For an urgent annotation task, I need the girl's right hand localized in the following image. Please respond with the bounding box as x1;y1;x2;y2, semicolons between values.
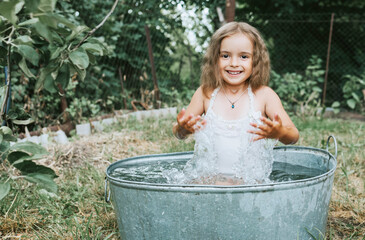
173;108;206;139
177;108;206;133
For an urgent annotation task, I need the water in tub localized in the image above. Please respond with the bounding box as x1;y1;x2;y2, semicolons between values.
109;158;325;185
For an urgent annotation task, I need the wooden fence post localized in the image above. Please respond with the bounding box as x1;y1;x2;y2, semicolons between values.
144;25;160;109
322;13;335;107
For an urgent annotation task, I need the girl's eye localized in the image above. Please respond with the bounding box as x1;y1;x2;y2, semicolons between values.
241;55;248;59
221;54;229;59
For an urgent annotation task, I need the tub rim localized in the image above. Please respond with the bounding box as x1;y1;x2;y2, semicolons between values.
105;145;337;193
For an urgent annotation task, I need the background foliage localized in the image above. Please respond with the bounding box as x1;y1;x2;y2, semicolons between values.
0;0;364;129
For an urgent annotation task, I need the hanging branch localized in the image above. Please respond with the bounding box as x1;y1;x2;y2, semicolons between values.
72;0;119;51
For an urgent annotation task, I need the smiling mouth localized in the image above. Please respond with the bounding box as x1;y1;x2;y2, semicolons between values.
226;70;243;75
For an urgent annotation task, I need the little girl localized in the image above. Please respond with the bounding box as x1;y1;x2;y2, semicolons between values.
172;22;299;185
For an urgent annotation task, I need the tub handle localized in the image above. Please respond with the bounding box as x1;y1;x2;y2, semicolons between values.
104;177;111;203
326;135;337;159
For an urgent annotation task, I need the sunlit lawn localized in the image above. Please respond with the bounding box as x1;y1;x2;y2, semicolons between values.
0;115;364;239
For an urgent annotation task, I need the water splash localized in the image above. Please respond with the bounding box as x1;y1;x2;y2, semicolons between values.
162;122;277;185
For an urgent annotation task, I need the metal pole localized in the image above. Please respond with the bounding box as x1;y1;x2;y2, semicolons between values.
322;13;335;107
144;25;160;109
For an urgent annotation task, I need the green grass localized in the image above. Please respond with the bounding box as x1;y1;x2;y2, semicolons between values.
0;115;364;239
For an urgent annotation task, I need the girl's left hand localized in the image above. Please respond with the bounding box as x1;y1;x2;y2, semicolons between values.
248;114;283;141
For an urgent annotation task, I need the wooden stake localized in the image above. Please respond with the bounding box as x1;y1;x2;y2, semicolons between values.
144;25;160;108
322;13;335;107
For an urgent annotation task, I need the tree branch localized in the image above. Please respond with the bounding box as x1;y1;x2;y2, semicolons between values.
72;0;119;51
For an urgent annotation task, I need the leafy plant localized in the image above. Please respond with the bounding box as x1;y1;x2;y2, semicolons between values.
0;0;111;127
0;126;57;201
342;73;365;112
0;0;117;200
68;96;101;124
270;55;324;117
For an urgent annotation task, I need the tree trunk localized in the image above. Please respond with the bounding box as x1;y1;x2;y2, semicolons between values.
225;0;236;23
57;83;70;122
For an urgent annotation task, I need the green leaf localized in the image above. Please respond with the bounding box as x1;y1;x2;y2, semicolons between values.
14;160;56;176
82;43;104;56
3;135;17;142
87;52;96;65
14;0;24;14
74;65;86;81
69;48;89;69
19;58;36;79
7;141;48;164
347;99;356;109
0;141;10;160
55;64;70;89
14;45;39;66
0;126;16;142
24;173;57;192
37;0;57;13
36;62;59;91
34;22;53;42
66;25;88;42
18;18;39;26
13;35;35;45
39;15;58;29
50;45;67;60
0;126;13;136
351;92;360;102
312;86;322;92
47;13;77;30
44;74;57;93
24;0;40;12
0;0;24;25
331;101;340;108
0;182;11;201
9;142;48;156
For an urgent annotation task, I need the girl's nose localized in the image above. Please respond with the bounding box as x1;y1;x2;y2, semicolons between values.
230;56;238;66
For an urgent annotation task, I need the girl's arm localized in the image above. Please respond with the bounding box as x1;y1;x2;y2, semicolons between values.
249;87;299;144
173;87;207;139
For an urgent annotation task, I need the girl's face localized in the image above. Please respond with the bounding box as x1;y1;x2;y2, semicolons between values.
218;33;253;88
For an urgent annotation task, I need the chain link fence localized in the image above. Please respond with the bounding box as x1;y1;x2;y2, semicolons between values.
239;13;365;107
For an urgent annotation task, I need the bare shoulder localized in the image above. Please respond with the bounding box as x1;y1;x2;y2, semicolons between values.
193;86;206;100
253;86;280;101
186;86;209;116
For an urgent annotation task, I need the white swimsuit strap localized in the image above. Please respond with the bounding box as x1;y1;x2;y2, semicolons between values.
247;86;255;113
206;87;220;114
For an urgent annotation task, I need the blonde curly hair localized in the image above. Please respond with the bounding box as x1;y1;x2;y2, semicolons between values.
201;22;271;97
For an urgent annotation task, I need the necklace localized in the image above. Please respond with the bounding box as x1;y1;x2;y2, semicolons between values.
222;87;248;109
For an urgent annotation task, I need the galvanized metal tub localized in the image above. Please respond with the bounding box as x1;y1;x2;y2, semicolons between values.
105;136;337;240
